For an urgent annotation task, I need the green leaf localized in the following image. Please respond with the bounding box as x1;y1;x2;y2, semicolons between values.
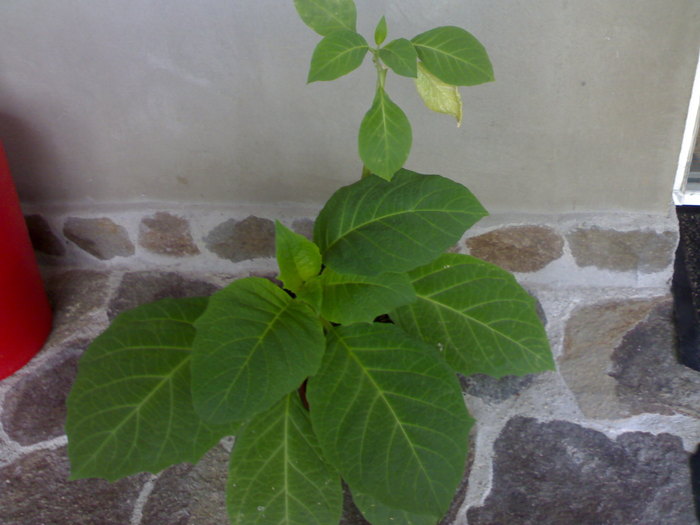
415;62;462;126
293;0;357;36
411;26;494;86
378;38;418;78
296;276;323;313
191;277;325;423
307;323;472;517
358;86;412;180
374;16;387;46
308;30;368;82
313;169;488;276
353;491;438;525
66;297;238;481
316;268;416;324
227;393;342;525
275;220;322;293
392;253;554;377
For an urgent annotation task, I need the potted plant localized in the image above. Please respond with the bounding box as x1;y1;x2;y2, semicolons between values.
66;1;554;523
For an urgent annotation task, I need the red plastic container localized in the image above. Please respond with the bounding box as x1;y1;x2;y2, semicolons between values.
0;142;52;379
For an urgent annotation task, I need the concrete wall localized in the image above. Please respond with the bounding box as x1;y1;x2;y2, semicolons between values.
1;0;699;213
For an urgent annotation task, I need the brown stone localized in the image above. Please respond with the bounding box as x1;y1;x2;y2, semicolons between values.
292;218;314;240
467;417;696;524
46;269;111;342
139;211;199;257
204;216;275;262
0;446;146;524
141;444;230;525
567;227;676;273
559;297;665;419
466;225;564;272
63;217;134;260
24;214;65;256
107;271;218;320
2;347;84;445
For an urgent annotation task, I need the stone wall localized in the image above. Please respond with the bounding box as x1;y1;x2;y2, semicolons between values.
1;206;698;524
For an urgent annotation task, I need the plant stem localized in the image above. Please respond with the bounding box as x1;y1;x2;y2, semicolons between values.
361;49;389;179
370;48;387;90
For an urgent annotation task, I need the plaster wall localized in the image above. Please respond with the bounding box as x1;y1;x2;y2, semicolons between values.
1;0;699;213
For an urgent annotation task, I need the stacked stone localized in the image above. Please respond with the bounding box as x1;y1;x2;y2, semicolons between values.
0;211;697;524
24;211;317;265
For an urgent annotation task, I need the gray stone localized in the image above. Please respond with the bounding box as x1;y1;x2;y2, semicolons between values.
46;269;111;342
107;271;218;320
561;297;700;420
292;218;314;240
24;214;65;256
460;373;535;403
0;446;146;524
467;417;696;525
63;217;135;260
2;346;84;445
141;445;230;525
139;211;200;257
610;300;700;419
204;216;275;262
466;226;564;273
559;297;665;419
567;227;676;273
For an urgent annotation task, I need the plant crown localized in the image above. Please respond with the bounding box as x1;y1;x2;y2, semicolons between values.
66;1;554;524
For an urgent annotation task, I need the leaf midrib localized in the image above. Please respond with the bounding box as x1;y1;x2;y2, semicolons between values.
415;293;546;364
313;36;367;79
203;297;295;416
324;206;469;255
413;36;492;79
336;333;441;509
74;353;190;476
305;0;354;33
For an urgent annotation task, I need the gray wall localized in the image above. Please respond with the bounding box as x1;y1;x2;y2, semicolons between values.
1;1;699;213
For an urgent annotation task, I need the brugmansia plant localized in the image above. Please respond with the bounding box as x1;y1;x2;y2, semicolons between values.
66;1;554;524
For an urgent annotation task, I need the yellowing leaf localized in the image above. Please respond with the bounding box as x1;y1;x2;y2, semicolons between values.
415;62;463;126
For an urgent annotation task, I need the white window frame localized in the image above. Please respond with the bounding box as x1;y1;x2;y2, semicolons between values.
673;48;700;205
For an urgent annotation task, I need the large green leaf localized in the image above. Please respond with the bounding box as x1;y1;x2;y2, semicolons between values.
275;220;322;294
191;277;325;424
293;0;357;36
227;393;342;525
314;268;416;324
411;26;494;86
353;491;438;525
307;324;472;517
379;38;418;78
313;169;487;276
358;86;412;180
308;30;368;82
415;62;462;126
66;297;238;481
392;253;554;377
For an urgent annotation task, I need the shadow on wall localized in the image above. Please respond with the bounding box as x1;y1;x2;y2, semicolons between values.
0;110;59;203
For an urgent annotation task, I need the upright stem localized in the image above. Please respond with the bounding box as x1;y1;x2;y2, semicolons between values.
370;48;387;90
361;49;388;179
